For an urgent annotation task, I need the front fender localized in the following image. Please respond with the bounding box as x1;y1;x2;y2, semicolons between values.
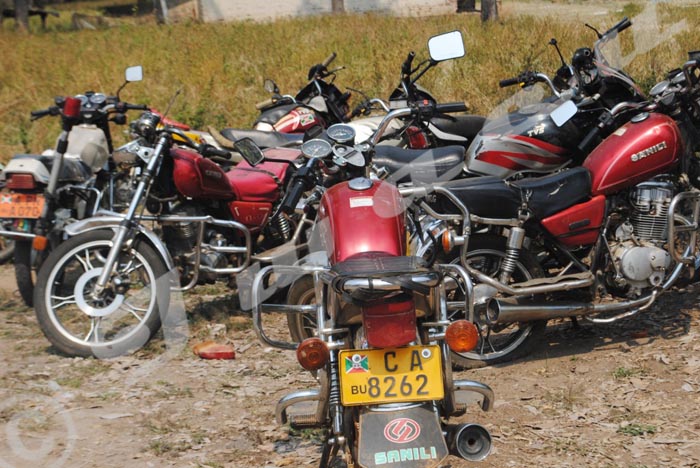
64;214;176;271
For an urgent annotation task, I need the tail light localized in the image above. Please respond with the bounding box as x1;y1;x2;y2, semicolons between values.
407;126;430;149
362;295;416;348
445;320;479;353
6;174;37;190
296;337;330;371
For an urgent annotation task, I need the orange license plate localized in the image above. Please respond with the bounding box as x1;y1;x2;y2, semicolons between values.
0;193;45;219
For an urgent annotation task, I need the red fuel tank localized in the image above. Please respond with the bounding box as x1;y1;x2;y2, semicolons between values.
318;178;406;264
171;148;234;199
583;113;682;196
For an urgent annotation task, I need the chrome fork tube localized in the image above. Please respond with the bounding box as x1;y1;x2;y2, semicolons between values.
94;136;167;294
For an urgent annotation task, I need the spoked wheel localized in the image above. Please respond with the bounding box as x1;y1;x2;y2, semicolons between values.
286;276;318;342
33;230;169;358
446;234;546;369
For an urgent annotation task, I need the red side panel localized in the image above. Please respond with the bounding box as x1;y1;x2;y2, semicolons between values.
319;180;405;264
541;195;606;246
228;201;272;228
583;113;682;196
227;160;287;203
171;149;233;199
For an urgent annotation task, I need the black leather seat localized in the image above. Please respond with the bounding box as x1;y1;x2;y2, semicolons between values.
219;128;303;149
429;115;485;141
373;145;465;184
254;103;299;125
437;167;592;220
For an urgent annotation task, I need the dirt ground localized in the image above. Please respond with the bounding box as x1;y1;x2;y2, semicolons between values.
0;260;699;468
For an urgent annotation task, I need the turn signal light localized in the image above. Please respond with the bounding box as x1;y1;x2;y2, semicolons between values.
6;174;37;190
296;337;330;371
445;320;479;353
407;126;430;149
32;235;48;251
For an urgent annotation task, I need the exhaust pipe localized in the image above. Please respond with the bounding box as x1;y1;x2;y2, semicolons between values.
486;294;658;325
448;423;492;461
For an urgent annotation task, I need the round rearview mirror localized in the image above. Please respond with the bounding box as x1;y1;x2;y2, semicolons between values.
264;79;279;94
125;65;143;83
428;31;465;62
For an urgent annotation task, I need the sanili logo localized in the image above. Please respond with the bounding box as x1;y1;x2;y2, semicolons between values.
384;418;421;444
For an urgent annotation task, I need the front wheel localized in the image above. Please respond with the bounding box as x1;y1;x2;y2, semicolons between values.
446;234;547;369
33;230;169;358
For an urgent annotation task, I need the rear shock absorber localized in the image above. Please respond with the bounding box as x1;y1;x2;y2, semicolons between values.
274;214;292;241
499;227;525;284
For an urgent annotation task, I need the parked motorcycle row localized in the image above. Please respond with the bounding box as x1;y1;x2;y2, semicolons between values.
2;17;700;467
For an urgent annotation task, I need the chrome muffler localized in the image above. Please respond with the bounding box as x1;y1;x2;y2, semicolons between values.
447;423;492;461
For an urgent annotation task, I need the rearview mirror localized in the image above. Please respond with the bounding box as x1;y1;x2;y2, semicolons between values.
428;31;465;62
125;65;143;83
264;79;279;94
551;100;578;127
234;138;265;166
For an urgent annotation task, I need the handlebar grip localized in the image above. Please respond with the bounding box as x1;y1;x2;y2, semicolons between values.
435;101;468;113
279;177;307;214
255;98;274;110
578;125;602;152
201;144;232;159
321;52;337;68
499;77;521;88
126;103;149;110
402;51;416;75
30;109;52;120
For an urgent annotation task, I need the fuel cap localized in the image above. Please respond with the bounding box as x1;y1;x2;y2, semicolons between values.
631;112;650;123
348;177;373;191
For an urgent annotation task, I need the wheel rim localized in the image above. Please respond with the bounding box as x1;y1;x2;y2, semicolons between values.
449;247;538;362
289;286;317;341
43;239;158;349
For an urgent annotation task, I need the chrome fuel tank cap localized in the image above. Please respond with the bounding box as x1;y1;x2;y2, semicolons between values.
348;177;373;191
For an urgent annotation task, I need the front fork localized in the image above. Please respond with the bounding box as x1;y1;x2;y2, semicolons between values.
93;135;168;295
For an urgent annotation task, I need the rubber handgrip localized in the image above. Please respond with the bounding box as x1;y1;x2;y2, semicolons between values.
201;144;231;159
436;102;468;113
280;178;307;214
499;77;520;88
255;98;274;110
615;17;631;33
126;103;149;110
30;109;52;119
321;52;337;68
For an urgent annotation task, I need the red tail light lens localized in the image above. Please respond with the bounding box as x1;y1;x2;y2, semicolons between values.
445;320;479;352
6;174;37;190
407;126;430;149
362;295;416;348
296;337;330;371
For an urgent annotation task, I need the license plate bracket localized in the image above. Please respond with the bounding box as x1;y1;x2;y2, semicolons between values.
339;345;443;406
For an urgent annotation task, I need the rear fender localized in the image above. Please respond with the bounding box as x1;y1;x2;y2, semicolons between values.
4;156;50;184
64;214;175;271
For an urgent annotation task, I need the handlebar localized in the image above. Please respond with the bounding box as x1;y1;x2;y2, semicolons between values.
255;98;275;110
435;101;468;113
30;106;60;121
321;52;337;68
279;162;317;214
499;77;521;88
604;16;631;37
402;52;416;76
200;143;232;159
499;71;562;97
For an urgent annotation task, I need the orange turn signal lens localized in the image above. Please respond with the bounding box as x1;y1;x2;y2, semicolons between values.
296;337;330;371
445;320;479;353
441;231;453;254
32;235;48;251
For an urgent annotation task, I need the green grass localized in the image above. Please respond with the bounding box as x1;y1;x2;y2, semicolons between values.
1;2;698;161
617;423;657;436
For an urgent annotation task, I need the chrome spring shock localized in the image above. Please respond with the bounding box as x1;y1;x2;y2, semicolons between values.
499;227;525;284
274;214;292;241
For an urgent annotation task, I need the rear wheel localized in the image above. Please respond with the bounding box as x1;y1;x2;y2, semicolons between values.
286;276;317;342
447;234;547;369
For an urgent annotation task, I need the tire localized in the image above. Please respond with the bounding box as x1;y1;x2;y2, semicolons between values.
14;240;38;307
446;234;547;369
0;237;14;264
286;276;317;343
33;230;169;358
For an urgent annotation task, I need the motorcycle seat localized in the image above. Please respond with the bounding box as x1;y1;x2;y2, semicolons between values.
255;103;300;125
12;154;92;184
429;115;486;142
373;145;465;184
218;128;304;149
510;166;591;219
435;166;591;220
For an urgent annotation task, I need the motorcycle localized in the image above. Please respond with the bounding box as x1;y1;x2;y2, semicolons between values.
412;51;700;368
464;17;646;179
0;66;148;306
250;119;494;468
30;108;314;357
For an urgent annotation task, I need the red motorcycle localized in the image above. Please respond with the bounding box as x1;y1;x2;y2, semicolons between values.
419;52;700;368
251;132;494;468
31;111;307;358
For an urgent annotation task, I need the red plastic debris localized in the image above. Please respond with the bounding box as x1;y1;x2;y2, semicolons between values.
193;341;236;360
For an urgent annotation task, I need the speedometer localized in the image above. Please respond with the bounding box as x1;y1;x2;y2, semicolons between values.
301;139;333;159
326;124;356;144
90;93;107;105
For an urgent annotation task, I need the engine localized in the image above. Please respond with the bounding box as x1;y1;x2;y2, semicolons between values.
607;180;674;295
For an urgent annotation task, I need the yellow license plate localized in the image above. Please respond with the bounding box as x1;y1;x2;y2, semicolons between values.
339;345;444;406
0;193;45;219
